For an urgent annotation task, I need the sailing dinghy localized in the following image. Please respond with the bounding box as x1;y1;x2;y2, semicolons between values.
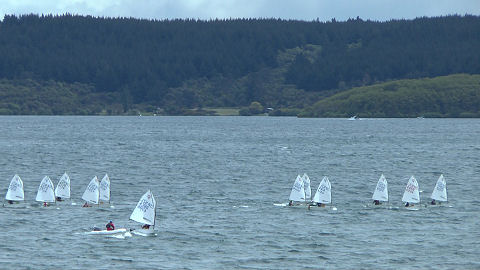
55;172;71;202
302;173;312;202
309;176;336;210
288;175;305;206
82;176;99;207
130;190;156;236
371;174;388;206
35;176;56;206
429;174;448;206
402;176;421;210
99;174;111;205
4;174;25;206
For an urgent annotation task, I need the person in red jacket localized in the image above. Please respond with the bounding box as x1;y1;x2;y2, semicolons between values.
106;220;115;231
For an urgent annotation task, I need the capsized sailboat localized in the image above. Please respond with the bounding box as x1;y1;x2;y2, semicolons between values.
402;176;420;210
36;176;56;206
130;190;156;236
371;174;388;205
82;176;99;207
430;174;447;206
288;175;305;206
55;172;71;201
99;174;111;205
4;174;25;206
309;176;336;210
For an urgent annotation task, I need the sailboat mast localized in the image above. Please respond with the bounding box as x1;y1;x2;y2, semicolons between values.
97;177;100;207
153;206;156;227
330;179;333;209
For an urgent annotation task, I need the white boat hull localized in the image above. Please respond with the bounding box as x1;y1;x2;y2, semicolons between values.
404;205;422;211
131;228;155;236
85;228;127;235
307;204;337;211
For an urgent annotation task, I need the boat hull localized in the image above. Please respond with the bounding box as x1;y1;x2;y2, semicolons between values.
85;228;127;235
307;205;337;211
131;228;155;236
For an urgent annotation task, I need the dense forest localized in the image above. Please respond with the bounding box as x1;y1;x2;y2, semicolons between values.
0;14;479;116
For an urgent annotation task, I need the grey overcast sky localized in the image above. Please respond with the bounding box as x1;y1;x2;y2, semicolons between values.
0;0;479;21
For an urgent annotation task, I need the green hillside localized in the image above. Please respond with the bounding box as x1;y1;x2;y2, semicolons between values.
0;79;138;115
301;74;480;118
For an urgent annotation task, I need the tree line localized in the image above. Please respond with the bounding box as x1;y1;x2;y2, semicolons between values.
0;14;479;115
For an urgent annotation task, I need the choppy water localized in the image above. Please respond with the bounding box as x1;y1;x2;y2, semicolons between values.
0;116;479;269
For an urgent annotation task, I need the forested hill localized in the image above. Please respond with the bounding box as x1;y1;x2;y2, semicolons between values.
302;74;480;118
0;14;479;115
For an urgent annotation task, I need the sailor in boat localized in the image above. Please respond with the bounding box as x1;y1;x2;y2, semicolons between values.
430;199;436;205
7;200;13;204
106;220;115;231
142;224;150;229
405;202;414;207
56;196;63;202
83;202;91;207
373;200;380;205
43;202;48;207
288;200;293;206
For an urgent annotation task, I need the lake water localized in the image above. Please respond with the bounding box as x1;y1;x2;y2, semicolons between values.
0;116;479;269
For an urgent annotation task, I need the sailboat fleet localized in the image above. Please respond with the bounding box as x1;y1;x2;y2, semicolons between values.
3;173;157;237
2;171;450;237
288;173;335;210
286;173;449;210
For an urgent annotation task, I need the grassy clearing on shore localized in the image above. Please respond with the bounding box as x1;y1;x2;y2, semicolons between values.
204;108;240;116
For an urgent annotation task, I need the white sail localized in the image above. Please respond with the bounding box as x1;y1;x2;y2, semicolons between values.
36;176;56;203
130;190;156;226
288;175;305;202
431;174;447;202
402;176;420;203
82;176;99;204
312;176;332;204
99;174;110;202
372;174;388;202
55;172;71;199
5;174;24;201
302;173;312;200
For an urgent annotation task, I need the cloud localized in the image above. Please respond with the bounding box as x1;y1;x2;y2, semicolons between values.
0;0;479;21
